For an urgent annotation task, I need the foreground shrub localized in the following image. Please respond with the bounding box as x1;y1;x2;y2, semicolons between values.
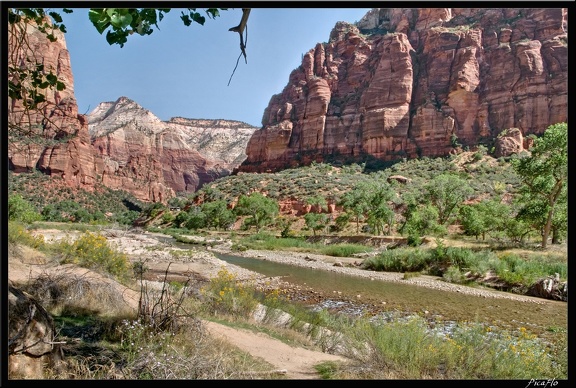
201;267;259;318
8;194;42;223
57;231;130;280
337;315;566;379
8;221;45;249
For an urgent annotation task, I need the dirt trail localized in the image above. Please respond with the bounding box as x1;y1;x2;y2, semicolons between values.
204;321;348;379
10;228;350;380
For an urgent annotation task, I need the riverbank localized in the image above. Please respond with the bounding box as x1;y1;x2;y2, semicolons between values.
25;227;551;306
208;239;549;305
17;226;567;343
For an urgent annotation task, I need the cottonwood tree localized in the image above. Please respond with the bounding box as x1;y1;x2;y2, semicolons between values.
424;173;474;225
511;123;568;248
304;213;328;236
338;183;370;233
363;179;395;236
201;200;235;230
234;192;278;232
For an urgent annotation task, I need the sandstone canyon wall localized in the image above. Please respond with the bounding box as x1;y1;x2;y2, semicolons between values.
8;17;98;190
88;98;257;200
237;8;568;173
7;17;257;203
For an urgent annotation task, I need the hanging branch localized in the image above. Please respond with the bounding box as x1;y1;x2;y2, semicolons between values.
228;8;250;86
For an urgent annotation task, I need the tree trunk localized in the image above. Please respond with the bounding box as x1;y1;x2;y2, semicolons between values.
542;210;553;249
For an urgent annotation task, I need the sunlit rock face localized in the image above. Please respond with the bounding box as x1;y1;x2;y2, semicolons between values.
238;7;567;173
8;18;257;203
88;97;258;202
8;16;98;190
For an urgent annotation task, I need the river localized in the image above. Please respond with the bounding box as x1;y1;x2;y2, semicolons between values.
213;252;567;340
159;234;567;343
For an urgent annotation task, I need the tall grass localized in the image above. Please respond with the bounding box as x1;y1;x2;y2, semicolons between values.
234;231;372;257
362;246;567;292
333;315;566;379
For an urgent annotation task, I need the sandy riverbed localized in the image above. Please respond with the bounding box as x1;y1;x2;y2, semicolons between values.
24;227;546;306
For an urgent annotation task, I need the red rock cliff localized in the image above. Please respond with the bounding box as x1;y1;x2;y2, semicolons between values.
7;17;257;203
7;16;98;189
88;98;257;201
237;8;568;173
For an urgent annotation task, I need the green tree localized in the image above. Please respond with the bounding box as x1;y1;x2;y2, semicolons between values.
402;204;447;245
550;188;567;244
184;206;206;230
174;210;190;228
338;184;370;234
234;193;279;232
201;200;235;230
333;213;351;232
304;213;328;236
511;123;567;248
459;197;510;241
364;180;395;236
8;194;42;223
305;195;327;213
424;173;473;225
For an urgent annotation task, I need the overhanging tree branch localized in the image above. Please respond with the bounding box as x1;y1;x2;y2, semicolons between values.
228;8;251;86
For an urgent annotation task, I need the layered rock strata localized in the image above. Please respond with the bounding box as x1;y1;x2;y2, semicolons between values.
7;17;257;202
88;97;257;200
238;8;568;173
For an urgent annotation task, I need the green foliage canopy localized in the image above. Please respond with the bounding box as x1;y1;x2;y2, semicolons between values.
234;193;279;232
511;123;567;248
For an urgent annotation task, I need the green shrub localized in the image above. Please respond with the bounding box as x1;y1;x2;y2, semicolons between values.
57;231;130;280
320;244;370;257
8;221;45;249
200;267;258;318
442;266;466;283
8;194;42;223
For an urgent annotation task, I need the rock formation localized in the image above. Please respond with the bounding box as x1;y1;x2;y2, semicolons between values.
237;8;568;173
8;16;99;190
88;97;257;201
7;17;257;203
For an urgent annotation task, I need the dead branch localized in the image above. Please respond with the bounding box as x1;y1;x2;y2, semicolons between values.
228;8;251;86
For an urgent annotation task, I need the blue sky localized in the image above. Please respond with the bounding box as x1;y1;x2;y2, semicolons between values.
62;7;373;127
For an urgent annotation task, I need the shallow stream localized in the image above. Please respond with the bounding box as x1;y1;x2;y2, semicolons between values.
213;252;567;339
159;235;566;340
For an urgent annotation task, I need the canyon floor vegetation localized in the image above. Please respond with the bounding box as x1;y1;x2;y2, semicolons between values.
8;133;568;379
7;220;568;380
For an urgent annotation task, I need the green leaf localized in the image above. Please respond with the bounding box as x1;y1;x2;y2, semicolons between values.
206;9;221;18
106;30;128;47
89;9;110;34
109;11;133;29
20;9;38;19
180;14;191;26
191;12;206;25
56;82;66;91
46;73;57;85
49;11;62;23
46;34;56;42
8;11;21;24
63;8;73;13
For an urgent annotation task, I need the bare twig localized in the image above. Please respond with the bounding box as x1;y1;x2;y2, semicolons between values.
228;8;251;86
